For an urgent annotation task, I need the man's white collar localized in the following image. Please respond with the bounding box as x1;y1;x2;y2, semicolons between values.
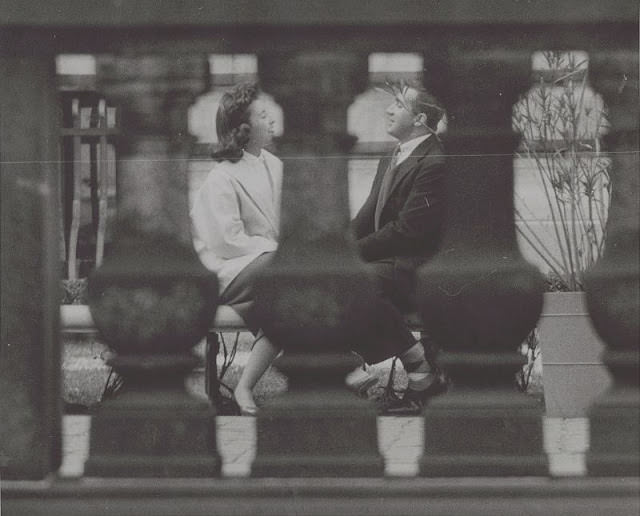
398;133;430;155
395;133;431;165
241;150;264;163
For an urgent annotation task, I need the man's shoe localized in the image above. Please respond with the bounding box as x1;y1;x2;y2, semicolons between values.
381;374;448;416
345;366;378;398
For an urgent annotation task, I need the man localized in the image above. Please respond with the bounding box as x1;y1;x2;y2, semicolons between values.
351;81;447;415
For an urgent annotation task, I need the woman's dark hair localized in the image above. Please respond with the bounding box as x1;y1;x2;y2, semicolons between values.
211;83;260;163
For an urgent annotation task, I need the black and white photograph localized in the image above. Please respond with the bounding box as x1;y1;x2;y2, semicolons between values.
1;1;638;514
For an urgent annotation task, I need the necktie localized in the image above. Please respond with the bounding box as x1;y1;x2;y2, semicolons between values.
374;145;400;230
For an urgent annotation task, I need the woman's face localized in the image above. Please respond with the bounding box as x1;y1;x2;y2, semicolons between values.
248;98;274;149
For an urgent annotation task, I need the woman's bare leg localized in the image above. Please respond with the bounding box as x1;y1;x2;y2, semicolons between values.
233;332;280;414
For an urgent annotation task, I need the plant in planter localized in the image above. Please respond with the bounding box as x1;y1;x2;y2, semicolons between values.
512;50;613;417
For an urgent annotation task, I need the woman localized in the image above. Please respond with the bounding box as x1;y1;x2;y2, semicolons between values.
191;83;282;415
192;83;375;414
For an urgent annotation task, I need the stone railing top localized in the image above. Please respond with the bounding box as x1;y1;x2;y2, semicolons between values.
1;0;636;27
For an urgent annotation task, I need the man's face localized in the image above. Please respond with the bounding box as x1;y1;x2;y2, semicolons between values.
385;87;418;141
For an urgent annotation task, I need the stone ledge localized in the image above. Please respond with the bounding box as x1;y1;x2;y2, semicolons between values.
61;304;249;333
4;477;639;516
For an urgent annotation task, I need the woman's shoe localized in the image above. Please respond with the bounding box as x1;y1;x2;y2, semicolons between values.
238;404;258;417
233;386;259;417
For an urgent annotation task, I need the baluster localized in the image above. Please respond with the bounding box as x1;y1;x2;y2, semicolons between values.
0;43;61;479
416;48;548;476
585;49;639;476
250;51;384;477
84;54;220;477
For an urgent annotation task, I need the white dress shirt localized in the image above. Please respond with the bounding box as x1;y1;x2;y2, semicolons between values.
395;133;431;167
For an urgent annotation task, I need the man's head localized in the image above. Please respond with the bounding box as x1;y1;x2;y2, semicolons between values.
385;83;444;143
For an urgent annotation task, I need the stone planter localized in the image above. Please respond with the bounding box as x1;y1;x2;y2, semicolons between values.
538;292;612;418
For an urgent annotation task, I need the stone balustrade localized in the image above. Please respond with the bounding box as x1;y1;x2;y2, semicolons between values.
0;1;638;512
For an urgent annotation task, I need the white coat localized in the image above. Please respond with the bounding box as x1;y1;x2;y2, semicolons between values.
191;150;282;293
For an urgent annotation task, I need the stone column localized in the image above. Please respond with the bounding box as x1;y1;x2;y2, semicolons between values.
0;34;61;480
416;48;548;476
84;54;220;477
250;51;384;477
585;49;639;476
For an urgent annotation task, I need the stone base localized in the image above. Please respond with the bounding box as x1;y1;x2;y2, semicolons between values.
252;389;384;477
85;393;220;477
420;454;548;477
587;387;640;476
420;389;547;477
252;454;385;478
84;455;221;478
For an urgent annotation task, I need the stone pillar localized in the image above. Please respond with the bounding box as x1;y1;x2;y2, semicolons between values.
250;51;384;477
585;49;639;476
84;54;220;477
416;48;548;476
0;35;62;480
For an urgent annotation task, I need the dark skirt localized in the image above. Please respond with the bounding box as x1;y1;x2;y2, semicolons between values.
219;252;274;334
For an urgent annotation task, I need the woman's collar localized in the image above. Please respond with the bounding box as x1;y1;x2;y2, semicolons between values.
241;149;263;163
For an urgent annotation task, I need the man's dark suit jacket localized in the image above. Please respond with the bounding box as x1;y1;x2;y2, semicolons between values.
352;135;446;272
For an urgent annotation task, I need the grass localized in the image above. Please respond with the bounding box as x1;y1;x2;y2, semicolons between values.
62;333;543;412
62;332;410;411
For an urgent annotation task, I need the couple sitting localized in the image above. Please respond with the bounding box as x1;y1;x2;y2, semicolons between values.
190;81;447;416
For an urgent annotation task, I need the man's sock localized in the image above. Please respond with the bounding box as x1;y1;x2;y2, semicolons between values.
399;341;435;392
